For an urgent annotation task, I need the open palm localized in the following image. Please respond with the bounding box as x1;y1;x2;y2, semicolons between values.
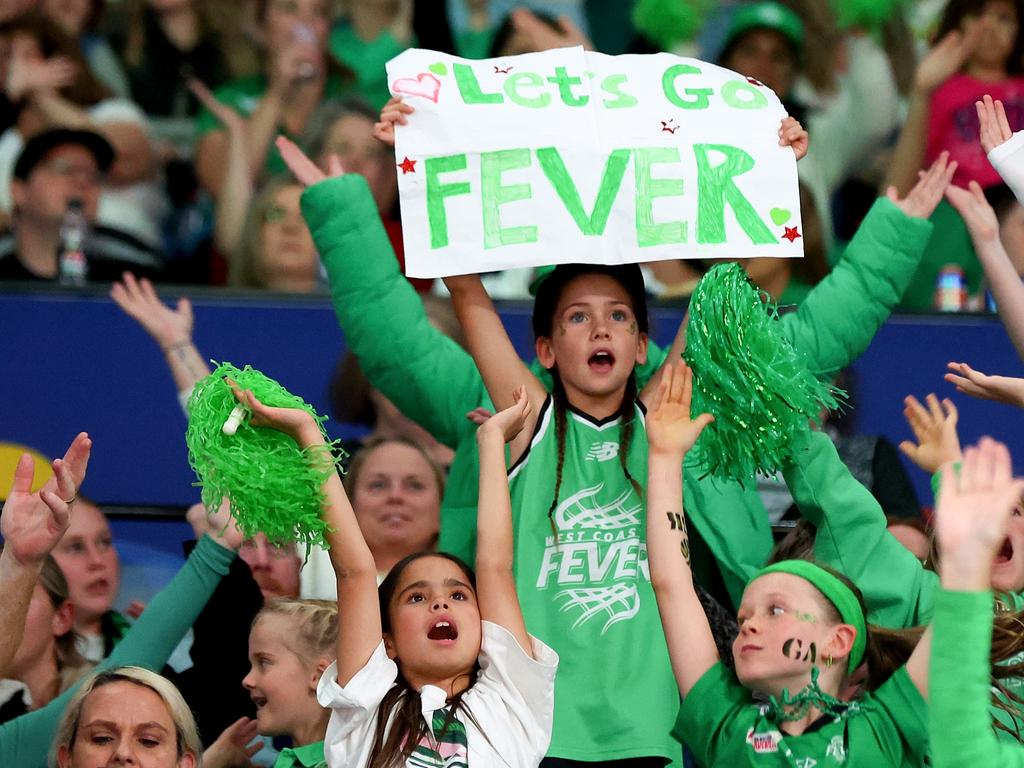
646;363;714;456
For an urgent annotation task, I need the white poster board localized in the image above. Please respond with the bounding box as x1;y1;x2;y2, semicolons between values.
386;47;803;279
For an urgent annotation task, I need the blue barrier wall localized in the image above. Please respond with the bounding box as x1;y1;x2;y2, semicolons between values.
3;287;1022;511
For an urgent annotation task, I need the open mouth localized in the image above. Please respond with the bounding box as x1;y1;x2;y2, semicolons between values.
427;620;458;642
251;695;268;709
588;350;615;373
996;538;1014;565
85;579;110;596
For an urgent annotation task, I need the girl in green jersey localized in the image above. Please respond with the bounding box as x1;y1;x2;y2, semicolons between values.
646;362;933;767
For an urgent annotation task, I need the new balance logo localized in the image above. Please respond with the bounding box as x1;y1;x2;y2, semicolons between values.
586;441;619;462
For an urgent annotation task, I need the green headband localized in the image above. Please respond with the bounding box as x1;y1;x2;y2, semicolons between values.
753;561;866;675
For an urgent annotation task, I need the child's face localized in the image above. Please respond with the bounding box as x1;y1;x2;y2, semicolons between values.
988;501;1024;592
243;615;323;737
963;1;1018;70
536;274;648;406
733;573;849;697
385;556;482;686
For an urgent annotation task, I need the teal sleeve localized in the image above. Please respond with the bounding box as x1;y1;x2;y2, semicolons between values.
871;666;930;762
780;196;933;375
301;175;489;449
0;536;234;766
930;590;1023;768
783;430;937;627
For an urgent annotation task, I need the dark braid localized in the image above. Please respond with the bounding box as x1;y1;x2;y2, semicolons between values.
547;370;570;536
617;372;642;498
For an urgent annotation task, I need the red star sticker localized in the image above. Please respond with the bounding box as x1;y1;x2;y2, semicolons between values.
747;77;763;87
494;65;513;74
397;156;417;174
782;226;801;243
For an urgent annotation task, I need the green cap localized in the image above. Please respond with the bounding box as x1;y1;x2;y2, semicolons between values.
724;2;804;53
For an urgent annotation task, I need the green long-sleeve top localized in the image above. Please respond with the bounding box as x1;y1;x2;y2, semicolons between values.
303;175;932;605
305;175;932;604
0;535;235;767
930;589;1023;767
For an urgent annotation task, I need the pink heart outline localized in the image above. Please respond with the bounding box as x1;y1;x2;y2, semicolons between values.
391;73;442;103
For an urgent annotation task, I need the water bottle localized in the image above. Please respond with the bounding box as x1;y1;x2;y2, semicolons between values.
934;264;966;312
58;199;89;286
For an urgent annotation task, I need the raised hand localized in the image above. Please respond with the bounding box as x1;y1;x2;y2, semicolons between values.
203;497;246;552
945;179;999;244
935;438;1024;570
201;716;262;768
188;79;245;135
4;54;77;101
646;362;714;457
374;96;414;148
276;135;343;187
228;382;320;446
946;362;1024;407
914;30;978;95
977;95;1013;154
899;394;962;474
2;439;89;566
779;116;808;161
886;151;957;219
465;406;494;427
477;386;532;445
110;273;194;350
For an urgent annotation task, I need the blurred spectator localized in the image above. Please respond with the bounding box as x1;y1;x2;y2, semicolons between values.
329;0;414;109
194;0;353;197
40;0;130;97
887;516;931;562
454;0;496;58
716;2;899;252
231;177;321;292
0;128;162;280
112;0;229;122
0;14;167;254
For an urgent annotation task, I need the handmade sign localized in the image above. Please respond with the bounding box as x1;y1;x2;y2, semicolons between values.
386;47;803;278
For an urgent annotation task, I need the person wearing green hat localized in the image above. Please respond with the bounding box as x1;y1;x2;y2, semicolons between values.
643;361;930;767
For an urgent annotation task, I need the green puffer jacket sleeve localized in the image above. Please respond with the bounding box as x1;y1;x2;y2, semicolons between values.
783;430;937;627
930;590;1023;767
0;535;235;767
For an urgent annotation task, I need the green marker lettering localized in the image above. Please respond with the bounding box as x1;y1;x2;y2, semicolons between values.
537;147;630;236
452;62;504;104
662;64;713;110
504;71;551;108
722;80;769;110
634;147;687;247
425;154;471;249
693;144;775;245
481;149;537;249
600;74;638;109
546;66;589;106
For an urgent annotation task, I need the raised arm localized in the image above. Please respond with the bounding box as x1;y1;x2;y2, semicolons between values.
110;273;210;406
0;434;88;677
983;95;1024;203
930;438;1024;768
781;153;953;375
645;363;718;695
231;387;381;685
474;387;533;653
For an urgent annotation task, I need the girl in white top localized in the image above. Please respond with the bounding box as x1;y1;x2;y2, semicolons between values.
233;384;558;768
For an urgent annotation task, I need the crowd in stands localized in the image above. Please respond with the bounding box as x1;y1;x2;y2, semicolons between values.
6;1;1024;767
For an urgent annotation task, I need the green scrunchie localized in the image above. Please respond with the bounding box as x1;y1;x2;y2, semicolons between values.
754;560;866;675
682;263;842;482
185;362;344;553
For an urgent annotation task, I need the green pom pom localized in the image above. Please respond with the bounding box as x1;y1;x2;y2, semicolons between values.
830;0;910;31
633;0;712;50
682;264;842;482
185;362;345;552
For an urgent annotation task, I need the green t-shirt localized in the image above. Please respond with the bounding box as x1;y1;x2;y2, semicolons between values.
455;27;497;60
328;24;406;109
898;199;983;311
508;396;678;763
194;75;352;176
676;662;928;767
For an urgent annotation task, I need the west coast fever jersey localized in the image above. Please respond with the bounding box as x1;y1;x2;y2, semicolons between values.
508;396;679;763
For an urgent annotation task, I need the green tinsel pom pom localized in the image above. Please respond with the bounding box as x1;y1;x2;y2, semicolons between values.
633;0;712;50
830;0;910;31
185;362;344;552
683;264;842;482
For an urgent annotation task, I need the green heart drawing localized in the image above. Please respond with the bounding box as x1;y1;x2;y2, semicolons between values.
428;62;448;76
770;208;791;226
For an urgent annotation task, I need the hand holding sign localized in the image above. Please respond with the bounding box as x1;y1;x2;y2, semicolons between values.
374;96;414;148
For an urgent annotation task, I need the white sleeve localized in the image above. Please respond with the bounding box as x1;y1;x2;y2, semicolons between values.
989;131;1024;205
467;621;559;762
317;642;398;762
